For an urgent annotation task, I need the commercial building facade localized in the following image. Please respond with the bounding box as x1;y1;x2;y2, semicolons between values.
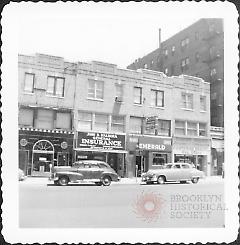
127;18;224;128
19;53;211;177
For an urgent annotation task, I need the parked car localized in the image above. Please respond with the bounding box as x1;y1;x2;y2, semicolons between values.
141;163;205;184
18;168;26;181
50;160;121;186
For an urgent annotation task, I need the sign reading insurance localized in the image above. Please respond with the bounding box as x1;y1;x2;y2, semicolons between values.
77;132;126;151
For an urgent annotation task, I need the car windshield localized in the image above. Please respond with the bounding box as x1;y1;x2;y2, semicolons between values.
165;164;172;169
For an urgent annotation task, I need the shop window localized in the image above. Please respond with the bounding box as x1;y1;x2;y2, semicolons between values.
46;76;65;97
152;153;167;165
181;92;193;110
78;111;92;131
35;109;54;130
94;113;109;132
175;120;185;136
56;112;71;130
134;87;142;105
150;90;164;107
157;119;171;136
129;117;143;134
88;79;104;100
24;73;35;93
111;115;125;133
19;108;34;127
200;95;207;111
187;122;198;136
199;123;207;136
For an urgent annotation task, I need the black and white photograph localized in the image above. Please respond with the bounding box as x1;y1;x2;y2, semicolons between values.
1;1;239;244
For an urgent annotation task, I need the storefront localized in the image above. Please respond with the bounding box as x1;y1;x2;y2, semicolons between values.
127;135;172;177
75;131;127;177
19;128;74;176
172;137;211;176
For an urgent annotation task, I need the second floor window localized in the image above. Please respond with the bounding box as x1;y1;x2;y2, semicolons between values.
95;113;109;132
134;87;142;105
175;120;185;136
182;92;193;110
19;108;34;127
24;73;35;93
171;46;175;55
129;117;143;134
47;76;65;97
78;112;92;131
200;95;207;111
157;119;171;136
187;122;198;136
88;80;104;100
56;112;71;130
151;90;164;107
199;123;207;136
35;109;54;130
111;115;125;133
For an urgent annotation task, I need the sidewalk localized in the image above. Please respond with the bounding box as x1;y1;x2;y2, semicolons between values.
20;175;224;185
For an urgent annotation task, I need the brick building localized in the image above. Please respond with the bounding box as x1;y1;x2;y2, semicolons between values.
19;53;212;177
127;18;224;128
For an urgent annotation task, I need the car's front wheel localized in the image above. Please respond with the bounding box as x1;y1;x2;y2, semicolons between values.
58;176;69;186
191;177;199;184
101;176;111;186
157;176;165;185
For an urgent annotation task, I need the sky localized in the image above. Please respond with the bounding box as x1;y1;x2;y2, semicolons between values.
14;2;228;68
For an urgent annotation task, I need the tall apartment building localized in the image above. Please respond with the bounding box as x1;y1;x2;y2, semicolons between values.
127;18;224;128
19;53;212;178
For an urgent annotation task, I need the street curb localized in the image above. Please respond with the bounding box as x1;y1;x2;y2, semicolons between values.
20;176;224;185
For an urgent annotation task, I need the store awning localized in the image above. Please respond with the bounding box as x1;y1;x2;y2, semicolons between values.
74;148;128;154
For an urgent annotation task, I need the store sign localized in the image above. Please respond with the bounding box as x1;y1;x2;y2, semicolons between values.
77;132;126;151
138;137;172;152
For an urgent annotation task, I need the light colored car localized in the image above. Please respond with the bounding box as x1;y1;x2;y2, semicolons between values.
50;160;121;186
141;163;205;184
18;168;26;181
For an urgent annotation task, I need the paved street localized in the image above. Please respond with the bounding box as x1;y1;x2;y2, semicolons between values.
19;178;225;228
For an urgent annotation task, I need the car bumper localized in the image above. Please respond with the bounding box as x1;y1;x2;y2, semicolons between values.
142;175;157;182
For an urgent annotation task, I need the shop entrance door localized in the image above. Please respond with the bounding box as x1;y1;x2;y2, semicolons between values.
136;156;145;177
32;140;54;177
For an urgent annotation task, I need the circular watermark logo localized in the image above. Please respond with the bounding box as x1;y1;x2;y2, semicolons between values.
132;191;166;223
